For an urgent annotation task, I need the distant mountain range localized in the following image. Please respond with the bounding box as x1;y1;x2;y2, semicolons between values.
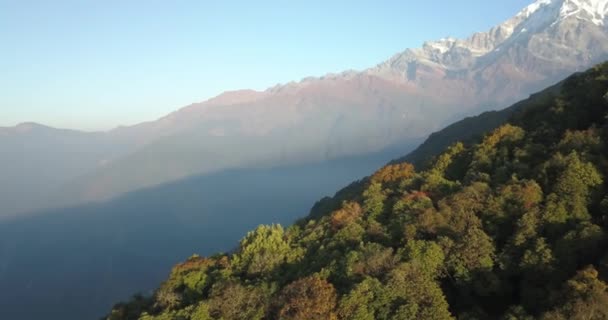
3;0;608;217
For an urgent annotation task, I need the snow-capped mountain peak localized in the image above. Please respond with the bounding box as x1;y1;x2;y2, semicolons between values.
561;0;608;25
371;0;608;78
519;0;608;26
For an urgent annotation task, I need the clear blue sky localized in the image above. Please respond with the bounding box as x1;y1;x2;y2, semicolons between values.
0;0;533;131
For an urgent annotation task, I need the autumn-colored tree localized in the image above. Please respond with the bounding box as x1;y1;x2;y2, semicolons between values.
346;242;398;278
330;201;363;231
208;282;272;320
371;162;415;184
275;275;337;320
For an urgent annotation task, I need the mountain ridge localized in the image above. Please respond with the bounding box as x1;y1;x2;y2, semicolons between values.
5;0;608;216
3;0;608;222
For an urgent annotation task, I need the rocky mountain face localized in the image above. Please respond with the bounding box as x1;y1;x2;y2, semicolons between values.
4;0;608;213
370;0;608;106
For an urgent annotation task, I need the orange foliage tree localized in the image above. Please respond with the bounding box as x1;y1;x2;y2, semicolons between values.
276;275;337;320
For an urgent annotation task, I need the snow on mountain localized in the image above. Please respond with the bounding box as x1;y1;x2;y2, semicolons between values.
240;0;607;95
522;0;608;25
369;0;608;82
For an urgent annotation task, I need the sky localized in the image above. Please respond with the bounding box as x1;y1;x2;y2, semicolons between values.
0;0;533;131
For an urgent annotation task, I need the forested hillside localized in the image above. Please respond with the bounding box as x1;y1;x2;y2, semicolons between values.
106;63;608;319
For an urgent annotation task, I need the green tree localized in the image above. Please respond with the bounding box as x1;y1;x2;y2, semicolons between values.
519;238;556;311
337;277;390;320
389;191;434;241
541;267;608;320
555;222;605;272
557;128;602;156
441;226;495;283
501;306;534;320
362;182;386;220
543;152;602;224
190;303;212;320
386;263;454;320
467;124;525;178
401;240;445;278
233;224;294;277
484;180;543;243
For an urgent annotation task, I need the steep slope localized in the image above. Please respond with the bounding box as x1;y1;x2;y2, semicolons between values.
398;80;564;168
106;62;608;320
53;0;608;206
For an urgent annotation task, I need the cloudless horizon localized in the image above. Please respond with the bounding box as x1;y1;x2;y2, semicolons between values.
1;0;533;131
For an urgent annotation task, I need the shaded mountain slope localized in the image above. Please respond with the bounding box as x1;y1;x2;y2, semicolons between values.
0;123;133;216
0;148;403;320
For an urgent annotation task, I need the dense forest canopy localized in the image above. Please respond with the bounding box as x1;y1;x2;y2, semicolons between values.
106;62;608;320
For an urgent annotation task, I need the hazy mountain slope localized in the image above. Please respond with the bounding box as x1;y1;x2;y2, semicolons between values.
60;0;608;205
4;0;608;215
105;61;608;320
66;77;436;203
0;149;400;320
0;123;134;216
